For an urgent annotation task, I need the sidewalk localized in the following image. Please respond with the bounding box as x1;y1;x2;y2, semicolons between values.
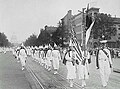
27;56;120;89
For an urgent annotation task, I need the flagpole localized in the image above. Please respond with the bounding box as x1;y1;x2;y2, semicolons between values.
82;8;87;61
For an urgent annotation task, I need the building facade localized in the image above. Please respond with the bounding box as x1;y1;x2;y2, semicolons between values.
61;7;120;48
61;7;100;46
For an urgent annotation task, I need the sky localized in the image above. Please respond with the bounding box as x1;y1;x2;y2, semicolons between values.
0;0;120;43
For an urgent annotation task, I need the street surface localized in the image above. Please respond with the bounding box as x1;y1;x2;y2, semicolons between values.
0;52;120;89
0;52;32;89
26;54;120;89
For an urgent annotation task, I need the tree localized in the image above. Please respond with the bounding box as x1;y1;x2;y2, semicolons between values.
24;34;37;46
0;32;11;47
37;29;51;46
52;21;70;47
92;13;116;40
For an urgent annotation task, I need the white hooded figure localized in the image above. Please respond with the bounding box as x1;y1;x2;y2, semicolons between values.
77;50;90;88
64;39;76;87
52;43;61;74
46;48;52;71
97;40;112;87
44;45;49;69
38;46;42;64
40;46;45;66
19;43;27;70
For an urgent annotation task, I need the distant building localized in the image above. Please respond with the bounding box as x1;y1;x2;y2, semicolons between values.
10;34;18;43
113;17;120;40
61;7;120;48
61;7;100;45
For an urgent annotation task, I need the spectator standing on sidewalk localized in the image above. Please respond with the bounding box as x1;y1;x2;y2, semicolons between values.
96;40;113;87
19;43;27;70
52;43;61;74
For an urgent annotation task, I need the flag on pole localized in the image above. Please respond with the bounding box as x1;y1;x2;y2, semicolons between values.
70;28;83;61
85;21;95;45
86;4;92;30
85;3;95;45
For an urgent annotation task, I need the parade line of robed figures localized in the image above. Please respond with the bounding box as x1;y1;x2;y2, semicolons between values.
11;40;113;88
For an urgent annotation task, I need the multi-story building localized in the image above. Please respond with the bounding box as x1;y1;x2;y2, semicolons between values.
61;7;120;48
113;17;120;40
61;7;100;46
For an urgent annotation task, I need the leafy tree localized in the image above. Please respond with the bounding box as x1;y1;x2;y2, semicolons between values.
0;32;10;47
92;13;116;40
52;21;70;47
37;29;51;45
24;34;37;46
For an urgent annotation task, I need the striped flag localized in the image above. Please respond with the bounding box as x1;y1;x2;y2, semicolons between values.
85;21;95;45
70;28;83;61
85;3;95;45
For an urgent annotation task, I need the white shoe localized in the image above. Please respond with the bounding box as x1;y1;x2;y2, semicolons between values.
102;83;107;88
22;67;24;70
48;68;51;71
54;71;58;75
81;83;86;88
70;83;73;87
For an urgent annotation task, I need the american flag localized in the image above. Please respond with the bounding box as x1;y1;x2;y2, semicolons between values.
70;28;83;61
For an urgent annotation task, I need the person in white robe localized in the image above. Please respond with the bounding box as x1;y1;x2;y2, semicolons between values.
97;40;112;87
77;50;90;88
19;44;27;70
52;45;61;74
64;46;76;88
46;48;52;71
41;48;45;66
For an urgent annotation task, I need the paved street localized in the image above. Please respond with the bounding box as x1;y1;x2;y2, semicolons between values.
26;54;120;89
0;52;120;89
0;52;33;89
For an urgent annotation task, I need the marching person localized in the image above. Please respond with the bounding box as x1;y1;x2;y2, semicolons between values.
16;46;21;62
19;43;27;70
41;46;45;66
46;47;52;71
77;49;90;88
96;40;112;87
63;44;76;88
52;43;61;74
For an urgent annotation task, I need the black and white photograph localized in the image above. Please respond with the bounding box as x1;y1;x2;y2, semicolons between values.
0;0;120;89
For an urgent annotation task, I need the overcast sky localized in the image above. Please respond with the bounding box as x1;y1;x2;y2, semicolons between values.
0;0;120;43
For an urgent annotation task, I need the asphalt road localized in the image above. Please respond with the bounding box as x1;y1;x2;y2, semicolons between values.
0;52;120;89
27;54;120;89
0;52;32;89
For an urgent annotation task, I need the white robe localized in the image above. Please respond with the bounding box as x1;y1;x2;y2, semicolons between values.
78;51;89;80
98;48;112;86
52;49;61;70
19;49;27;67
46;50;52;67
65;51;76;79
